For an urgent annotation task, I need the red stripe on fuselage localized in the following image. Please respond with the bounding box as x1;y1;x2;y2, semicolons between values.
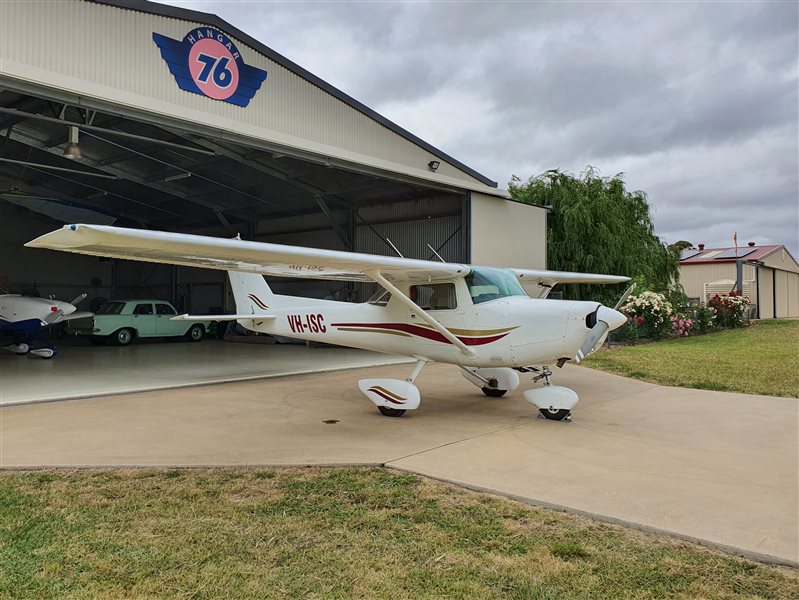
332;323;509;346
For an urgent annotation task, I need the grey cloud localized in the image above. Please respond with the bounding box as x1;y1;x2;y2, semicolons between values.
159;0;798;254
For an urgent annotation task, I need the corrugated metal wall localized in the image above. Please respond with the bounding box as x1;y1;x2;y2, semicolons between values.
0;0;491;190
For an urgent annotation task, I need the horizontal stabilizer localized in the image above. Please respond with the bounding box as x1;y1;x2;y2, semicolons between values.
171;314;276;321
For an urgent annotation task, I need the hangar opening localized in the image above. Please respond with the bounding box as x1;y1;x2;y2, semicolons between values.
0;0;547;403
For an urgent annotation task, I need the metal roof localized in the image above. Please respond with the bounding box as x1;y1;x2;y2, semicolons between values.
88;0;497;188
679;245;784;264
0;89;463;233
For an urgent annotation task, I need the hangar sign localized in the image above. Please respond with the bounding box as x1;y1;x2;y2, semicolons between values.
152;28;268;107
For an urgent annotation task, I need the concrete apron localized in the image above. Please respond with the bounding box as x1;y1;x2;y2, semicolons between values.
1;363;796;566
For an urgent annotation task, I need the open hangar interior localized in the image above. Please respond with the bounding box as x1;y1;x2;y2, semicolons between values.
0;0;546;403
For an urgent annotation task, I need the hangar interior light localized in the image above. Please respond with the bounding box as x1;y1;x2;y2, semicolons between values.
63;126;81;159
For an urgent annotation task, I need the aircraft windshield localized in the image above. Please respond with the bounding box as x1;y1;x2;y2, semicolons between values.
465;267;528;304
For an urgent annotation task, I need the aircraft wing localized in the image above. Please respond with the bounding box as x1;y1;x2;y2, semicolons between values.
26;224;629;288
26;224;465;283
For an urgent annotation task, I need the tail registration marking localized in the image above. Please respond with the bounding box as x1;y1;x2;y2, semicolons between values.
287;314;326;334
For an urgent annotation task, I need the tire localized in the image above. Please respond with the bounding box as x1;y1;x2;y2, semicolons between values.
186;324;205;342
378;406;406;418
89;336;107;346
114;328;134;346
539;408;570;421
482;387;507;397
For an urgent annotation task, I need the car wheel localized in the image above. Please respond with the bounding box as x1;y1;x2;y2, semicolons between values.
186;324;204;342
114;328;134;346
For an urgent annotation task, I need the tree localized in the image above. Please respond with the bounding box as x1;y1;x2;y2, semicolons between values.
508;168;679;304
668;240;694;253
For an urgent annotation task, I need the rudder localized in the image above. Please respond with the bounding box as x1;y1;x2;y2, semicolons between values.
228;271;280;313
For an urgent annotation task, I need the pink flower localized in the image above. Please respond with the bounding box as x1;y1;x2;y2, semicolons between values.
635;317;644;325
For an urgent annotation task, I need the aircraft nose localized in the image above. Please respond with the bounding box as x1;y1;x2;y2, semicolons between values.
597;305;627;330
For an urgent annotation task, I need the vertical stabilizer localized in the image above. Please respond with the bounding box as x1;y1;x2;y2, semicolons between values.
228;271;279;314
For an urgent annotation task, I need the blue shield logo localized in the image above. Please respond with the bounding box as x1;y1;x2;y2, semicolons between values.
153;27;267;107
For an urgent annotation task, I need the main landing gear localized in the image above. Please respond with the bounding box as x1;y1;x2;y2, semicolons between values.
359;359;427;417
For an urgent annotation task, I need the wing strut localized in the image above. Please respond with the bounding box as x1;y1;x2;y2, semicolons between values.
369;270;476;359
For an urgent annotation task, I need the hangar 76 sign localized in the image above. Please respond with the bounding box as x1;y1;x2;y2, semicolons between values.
152;27;267;107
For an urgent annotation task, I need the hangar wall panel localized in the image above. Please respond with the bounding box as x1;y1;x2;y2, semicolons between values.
0;206;112;303
0;0;494;192
469;192;546;269
788;272;799;317
762;248;799;274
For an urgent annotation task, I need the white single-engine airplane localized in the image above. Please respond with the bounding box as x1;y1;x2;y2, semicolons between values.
0;291;92;358
27;224;631;419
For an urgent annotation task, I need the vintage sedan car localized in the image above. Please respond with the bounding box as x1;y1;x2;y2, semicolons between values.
66;299;209;346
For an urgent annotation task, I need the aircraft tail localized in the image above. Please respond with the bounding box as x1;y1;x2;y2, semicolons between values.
228;271;282;313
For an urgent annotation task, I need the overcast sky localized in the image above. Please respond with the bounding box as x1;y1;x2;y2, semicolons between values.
157;0;798;255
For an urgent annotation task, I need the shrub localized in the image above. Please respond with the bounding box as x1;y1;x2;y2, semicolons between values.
619;291;673;340
708;293;749;328
692;305;716;334
671;315;694;337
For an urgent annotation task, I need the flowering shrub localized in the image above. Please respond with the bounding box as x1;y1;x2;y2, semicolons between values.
708;293;749;328
671;315;693;336
692;305;715;334
619;291;674;340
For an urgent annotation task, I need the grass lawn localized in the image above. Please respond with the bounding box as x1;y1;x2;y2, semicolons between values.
585;320;799;397
1;468;797;599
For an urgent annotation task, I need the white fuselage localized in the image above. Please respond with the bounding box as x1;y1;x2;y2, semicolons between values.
0;295;77;329
238;291;600;369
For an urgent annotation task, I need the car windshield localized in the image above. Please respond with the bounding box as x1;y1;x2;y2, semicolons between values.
465;267;528;304
96;301;125;315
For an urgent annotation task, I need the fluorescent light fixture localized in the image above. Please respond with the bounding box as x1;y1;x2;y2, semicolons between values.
164;172;192;182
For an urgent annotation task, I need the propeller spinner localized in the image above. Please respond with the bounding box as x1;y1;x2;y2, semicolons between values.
574;283;636;362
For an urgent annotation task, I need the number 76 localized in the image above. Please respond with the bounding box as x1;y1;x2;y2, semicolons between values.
196;54;233;88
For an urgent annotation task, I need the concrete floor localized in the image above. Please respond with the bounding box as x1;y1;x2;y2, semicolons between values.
0;338;412;405
1;362;796;564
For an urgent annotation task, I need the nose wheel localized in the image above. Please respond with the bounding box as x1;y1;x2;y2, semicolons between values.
538;408;571;421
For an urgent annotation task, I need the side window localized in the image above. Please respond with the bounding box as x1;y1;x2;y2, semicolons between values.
410;283;457;310
156;303;176;316
133;303;153;315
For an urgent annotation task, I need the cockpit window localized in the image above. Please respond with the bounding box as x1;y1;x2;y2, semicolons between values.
465;267;528;304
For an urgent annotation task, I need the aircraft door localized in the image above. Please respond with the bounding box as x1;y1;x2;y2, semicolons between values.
408;282;465;354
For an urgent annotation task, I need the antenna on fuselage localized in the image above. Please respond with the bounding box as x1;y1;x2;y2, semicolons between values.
385;238;404;258
427;243;445;262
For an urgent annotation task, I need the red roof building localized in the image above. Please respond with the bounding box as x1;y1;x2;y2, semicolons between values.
678;243;799;318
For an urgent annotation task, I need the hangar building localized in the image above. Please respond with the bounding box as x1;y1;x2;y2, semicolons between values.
0;0;546;316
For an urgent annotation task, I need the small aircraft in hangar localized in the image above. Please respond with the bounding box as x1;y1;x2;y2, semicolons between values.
27;224;632;419
0;291;92;358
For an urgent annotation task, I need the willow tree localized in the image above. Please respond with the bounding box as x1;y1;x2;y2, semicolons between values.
508;168;679;304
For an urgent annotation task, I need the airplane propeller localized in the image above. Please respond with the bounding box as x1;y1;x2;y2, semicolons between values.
574;283;636;363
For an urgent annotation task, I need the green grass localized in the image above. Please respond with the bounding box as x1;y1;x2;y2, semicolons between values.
1;469;797;599
585;320;799;397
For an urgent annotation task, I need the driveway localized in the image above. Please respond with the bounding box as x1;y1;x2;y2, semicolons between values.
1;362;796;565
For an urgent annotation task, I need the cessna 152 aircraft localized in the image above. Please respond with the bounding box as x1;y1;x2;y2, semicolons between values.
27;224;631;419
0;291;91;358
